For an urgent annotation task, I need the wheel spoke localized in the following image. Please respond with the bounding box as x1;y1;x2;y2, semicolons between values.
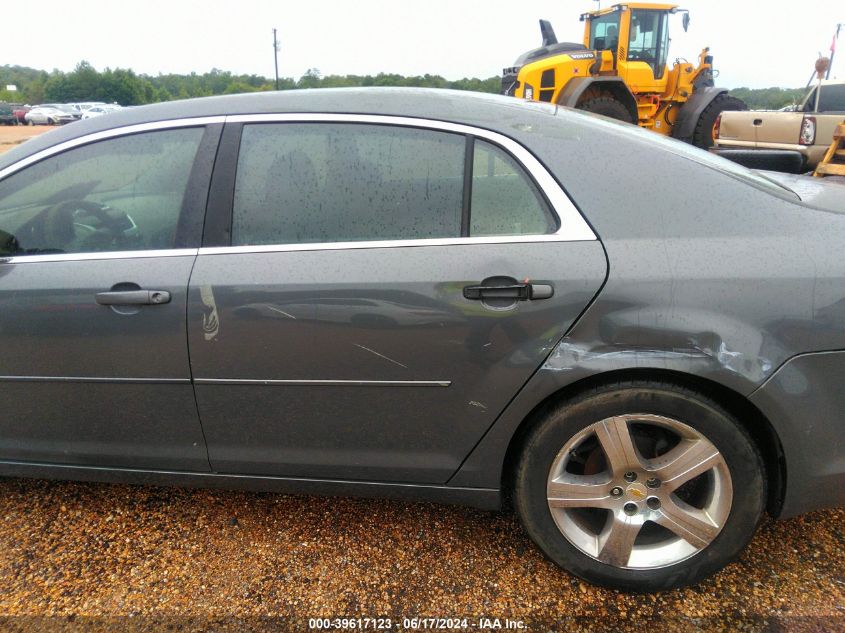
653;498;720;550
649;438;722;490
597;514;642;567
594;416;642;477
547;477;613;509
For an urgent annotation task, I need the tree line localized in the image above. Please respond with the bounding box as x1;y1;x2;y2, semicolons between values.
0;61;810;111
0;62;500;105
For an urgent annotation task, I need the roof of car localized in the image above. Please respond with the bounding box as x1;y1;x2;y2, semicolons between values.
0;88;570;169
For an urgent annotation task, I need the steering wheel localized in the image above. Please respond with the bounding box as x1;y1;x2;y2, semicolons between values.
630;51;655;64
49;198;119;225
19;199;136;254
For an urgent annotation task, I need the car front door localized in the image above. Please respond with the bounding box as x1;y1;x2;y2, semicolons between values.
187;116;606;483
0;122;220;470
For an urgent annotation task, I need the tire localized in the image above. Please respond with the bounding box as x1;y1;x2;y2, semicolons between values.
47;118;55;126
27;119;34;126
692;94;747;150
513;380;765;592
578;97;634;124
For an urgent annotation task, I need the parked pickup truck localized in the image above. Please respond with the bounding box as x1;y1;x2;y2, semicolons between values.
712;80;845;173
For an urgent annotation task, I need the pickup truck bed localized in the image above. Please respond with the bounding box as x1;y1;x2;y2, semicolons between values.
712;81;845;173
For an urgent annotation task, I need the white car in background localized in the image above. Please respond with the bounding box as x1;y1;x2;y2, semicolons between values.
81;104;122;120
70;102;106;112
24;105;79;125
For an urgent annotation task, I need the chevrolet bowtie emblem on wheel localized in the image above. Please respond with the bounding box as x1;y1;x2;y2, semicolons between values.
626;483;648;500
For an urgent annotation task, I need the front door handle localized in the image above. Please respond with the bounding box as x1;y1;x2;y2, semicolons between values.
463;282;554;301
95;289;171;306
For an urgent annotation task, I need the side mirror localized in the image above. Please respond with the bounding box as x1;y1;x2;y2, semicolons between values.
682;13;690;32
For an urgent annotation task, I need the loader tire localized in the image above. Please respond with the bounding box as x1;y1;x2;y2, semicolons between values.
692;94;747;150
578;97;634;124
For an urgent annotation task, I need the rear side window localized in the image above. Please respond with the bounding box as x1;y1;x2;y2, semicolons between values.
818;84;845;112
470;140;557;237
231;122;559;247
0;128;204;256
232;123;465;245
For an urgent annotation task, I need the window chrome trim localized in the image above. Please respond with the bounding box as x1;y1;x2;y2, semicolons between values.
198;234;574;257
194;378;451;387
219;112;596;247
0;248;199;264
0;117;226;183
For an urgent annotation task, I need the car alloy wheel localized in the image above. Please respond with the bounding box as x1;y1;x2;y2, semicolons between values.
513;381;765;591
546;414;732;569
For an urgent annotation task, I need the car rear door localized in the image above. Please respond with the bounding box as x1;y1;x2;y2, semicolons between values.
0;121;221;470
187;115;606;484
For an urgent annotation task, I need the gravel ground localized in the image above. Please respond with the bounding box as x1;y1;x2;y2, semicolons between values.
0;478;842;632
0;125;53;155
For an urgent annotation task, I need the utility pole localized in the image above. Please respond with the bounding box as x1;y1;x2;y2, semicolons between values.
273;28;280;90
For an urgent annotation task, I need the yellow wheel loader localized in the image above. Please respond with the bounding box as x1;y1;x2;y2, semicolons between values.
502;2;746;149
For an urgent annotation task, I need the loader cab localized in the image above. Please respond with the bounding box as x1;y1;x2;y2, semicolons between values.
583;3;679;94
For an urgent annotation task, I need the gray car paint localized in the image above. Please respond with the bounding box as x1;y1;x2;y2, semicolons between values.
187;242;606;483
446;108;845;517
0;255;210;471
1;88;845;517
749;351;845;516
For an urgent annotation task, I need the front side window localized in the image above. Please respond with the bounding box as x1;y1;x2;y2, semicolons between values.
232;123;466;246
589;12;621;52
0;128;205;256
628;10;669;78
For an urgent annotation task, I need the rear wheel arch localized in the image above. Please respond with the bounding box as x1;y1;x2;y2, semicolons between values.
501;368;786;517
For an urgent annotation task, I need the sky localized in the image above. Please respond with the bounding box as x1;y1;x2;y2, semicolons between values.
2;0;843;88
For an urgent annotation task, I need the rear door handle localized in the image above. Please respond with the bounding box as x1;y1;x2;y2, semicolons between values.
463;282;554;301
95;290;171;306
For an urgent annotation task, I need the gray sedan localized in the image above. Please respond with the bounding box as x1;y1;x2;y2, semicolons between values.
0;89;843;592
